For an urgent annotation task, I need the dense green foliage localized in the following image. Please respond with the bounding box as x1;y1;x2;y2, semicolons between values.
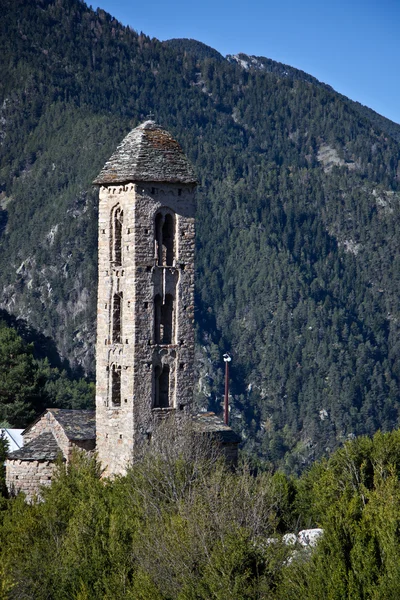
0;319;94;427
3;428;400;598
280;429;400;598
1;0;400;467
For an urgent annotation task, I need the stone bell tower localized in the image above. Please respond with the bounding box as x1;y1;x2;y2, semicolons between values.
93;121;197;475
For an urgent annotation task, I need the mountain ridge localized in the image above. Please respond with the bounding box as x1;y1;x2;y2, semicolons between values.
1;0;400;471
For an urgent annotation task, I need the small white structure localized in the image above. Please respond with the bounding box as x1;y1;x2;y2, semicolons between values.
1;429;23;453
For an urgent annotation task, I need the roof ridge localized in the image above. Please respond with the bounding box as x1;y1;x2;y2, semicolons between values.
93;121;197;185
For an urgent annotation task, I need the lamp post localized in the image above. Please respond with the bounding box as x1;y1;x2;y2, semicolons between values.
223;353;231;426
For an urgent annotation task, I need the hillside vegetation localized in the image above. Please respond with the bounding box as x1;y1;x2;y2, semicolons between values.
0;317;94;427
2;427;400;598
1;0;400;469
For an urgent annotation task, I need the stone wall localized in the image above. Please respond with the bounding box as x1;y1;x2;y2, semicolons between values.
5;459;57;502
95;183;136;476
24;412;73;460
220;443;239;466
19;409;94;453
95;182;196;476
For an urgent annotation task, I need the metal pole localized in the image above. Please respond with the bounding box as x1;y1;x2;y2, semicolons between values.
223;353;231;426
224;360;229;425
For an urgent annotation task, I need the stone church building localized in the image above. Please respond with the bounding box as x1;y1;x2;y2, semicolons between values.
5;121;239;499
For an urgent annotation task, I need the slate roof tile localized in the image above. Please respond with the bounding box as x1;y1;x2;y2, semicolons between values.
93;120;197;185
47;409;96;440
7;432;62;462
192;412;241;444
23;409;96;441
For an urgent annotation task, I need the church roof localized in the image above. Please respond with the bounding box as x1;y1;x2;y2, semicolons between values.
93;120;198;185
7;432;62;462
192;412;241;444
23;409;96;441
47;409;96;440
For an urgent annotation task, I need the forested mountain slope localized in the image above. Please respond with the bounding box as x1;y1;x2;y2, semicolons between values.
1;0;400;470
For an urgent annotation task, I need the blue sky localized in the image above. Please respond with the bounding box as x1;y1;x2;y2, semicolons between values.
95;0;400;124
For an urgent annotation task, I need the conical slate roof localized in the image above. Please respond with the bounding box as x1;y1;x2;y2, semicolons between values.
93;121;197;185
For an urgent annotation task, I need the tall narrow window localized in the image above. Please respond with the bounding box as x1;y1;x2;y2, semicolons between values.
154;365;170;408
161;294;173;344
154;294;162;344
112;292;123;343
155;211;175;266
162;214;174;266
155;213;163;265
113;207;123;266
111;365;121;407
154;294;173;344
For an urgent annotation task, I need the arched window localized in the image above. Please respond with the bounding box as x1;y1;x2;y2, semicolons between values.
155;211;175;266
112;207;123;266
154;365;170;408
111;365;121;407
112;292;123;344
154;294;173;345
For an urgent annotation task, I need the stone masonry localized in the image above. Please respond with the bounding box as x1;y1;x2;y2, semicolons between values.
94;121;197;476
23;409;96;460
5;409;95;501
6;431;60;502
6;458;57;503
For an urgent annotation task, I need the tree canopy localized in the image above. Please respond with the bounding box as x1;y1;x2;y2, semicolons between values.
3;427;400;598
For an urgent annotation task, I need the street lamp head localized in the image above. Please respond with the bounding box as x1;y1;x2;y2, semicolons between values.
223;353;232;363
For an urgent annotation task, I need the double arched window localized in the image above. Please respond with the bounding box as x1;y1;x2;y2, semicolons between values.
155;212;175;266
154;294;174;345
152;210;177;409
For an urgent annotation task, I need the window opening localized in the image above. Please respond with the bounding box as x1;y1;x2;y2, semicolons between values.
154;295;162;344
154;294;173;344
154;365;170;408
111;365;121;407
161;295;173;344
162;214;174;266
155;212;175;266
113;207;123;266
112;292;123;343
155;213;163;265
